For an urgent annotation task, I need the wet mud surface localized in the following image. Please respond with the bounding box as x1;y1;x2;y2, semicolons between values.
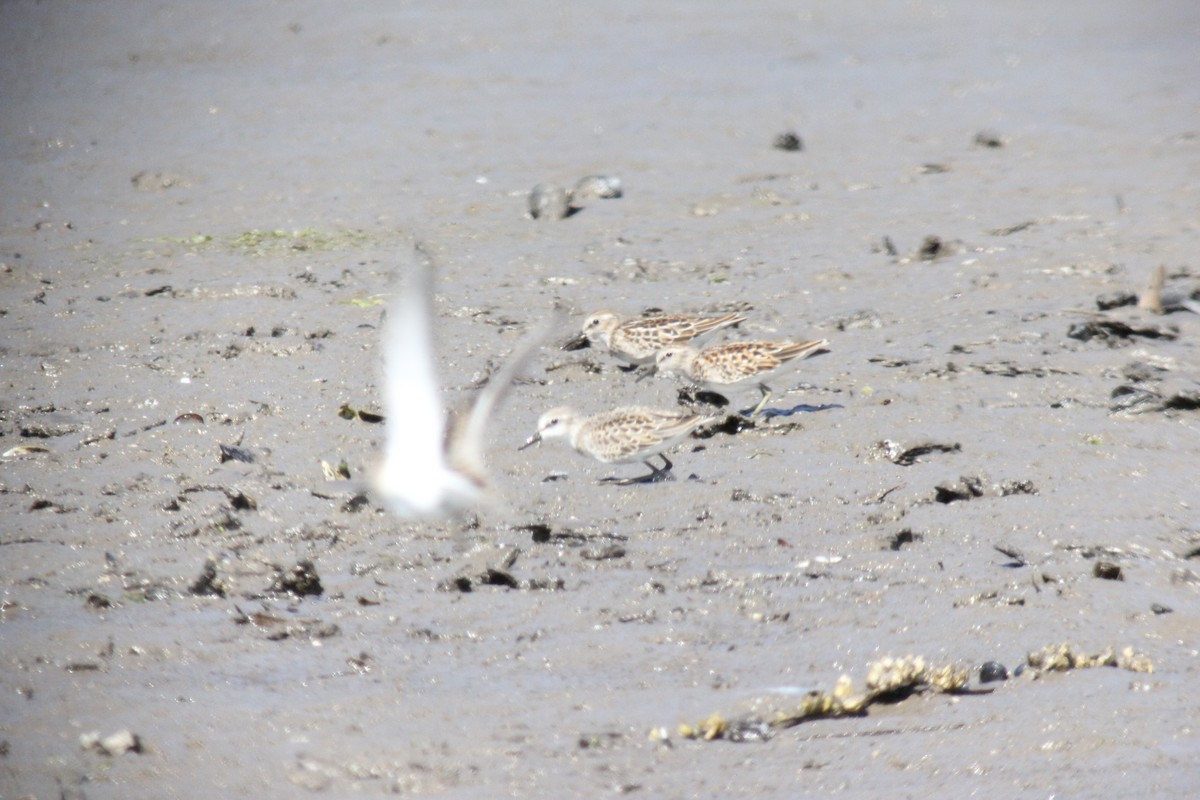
2;1;1199;796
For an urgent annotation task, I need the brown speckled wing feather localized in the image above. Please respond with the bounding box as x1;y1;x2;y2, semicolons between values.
622;312;745;348
700;339;827;381
581;408;705;462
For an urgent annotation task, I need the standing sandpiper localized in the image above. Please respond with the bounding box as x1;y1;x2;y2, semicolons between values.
520;405;715;484
654;339;829;416
565;310;746;365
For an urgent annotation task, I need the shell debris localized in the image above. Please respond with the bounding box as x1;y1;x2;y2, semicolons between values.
673;645;1150;742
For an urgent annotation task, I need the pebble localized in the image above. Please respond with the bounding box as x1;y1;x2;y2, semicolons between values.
979;661;1009;683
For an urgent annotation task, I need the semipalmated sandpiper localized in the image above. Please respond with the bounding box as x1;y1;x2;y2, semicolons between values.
520;405;715;484
565;310;746;365
654;339;829;415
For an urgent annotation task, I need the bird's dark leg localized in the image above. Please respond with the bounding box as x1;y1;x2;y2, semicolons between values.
602;454;675;485
745;383;774;417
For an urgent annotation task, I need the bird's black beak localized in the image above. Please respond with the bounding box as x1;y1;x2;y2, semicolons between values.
518;433;542;451
561;333;590;351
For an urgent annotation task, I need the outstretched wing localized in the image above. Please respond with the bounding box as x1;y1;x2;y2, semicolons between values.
448;312;560;480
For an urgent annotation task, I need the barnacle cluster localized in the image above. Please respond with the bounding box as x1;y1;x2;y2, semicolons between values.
866;655;972;695
676;714;774;743
677;654;970;741
673;643;1155;743
927;663;973;692
1025;643;1153;674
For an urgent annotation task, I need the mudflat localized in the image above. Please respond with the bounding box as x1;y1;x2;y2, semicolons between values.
2;1;1198;797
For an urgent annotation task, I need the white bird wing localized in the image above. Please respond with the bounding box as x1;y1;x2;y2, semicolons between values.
376;244;455;513
447;311;560;480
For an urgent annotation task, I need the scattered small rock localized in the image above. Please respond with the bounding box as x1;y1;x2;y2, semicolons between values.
233;606;339;641
869;356;913;368
989;220;1035;236
522;523;553;543
529;183;571;220
580;545;626;561
973;361;1070;378
1121;361;1168;382
1110;385;1164;415
693;414;750;438
954;589;1025;609
19;418;78;438
478;568;520;589
830;309;887;331
993;544;1028;567
772;131;803;152
1092;561;1123;581
337;404;384;423
934;476;985;504
528;174;622;220
218;443;255;464
1151;603;1173;615
571;174;623;200
996;479;1037;497
726;719;774;742
887;529;920;551
874;440;961;466
1164;390;1200;410
85;592;113;610
1096;291;1137;311
113;564;173;602
679;387;731;410
270;560;323;597
978;661;1008;683
1067;318;1178;344
189;559;228;597
973;130;1004;148
1171;567;1200;585
340;492;371;513
81;729;142;756
228;491;256;511
917;235;944;261
131;170;187;191
440;545;565;592
578;732;624;750
1110;384;1200;416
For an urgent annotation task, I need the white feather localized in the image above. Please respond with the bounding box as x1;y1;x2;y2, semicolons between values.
371;244;549;519
372;245;471;517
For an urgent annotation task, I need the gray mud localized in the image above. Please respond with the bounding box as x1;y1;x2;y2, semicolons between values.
2;1;1199;797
